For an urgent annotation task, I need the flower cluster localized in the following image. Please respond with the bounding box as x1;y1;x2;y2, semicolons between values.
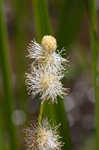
24;35;67;150
25;35;68;103
24;119;63;150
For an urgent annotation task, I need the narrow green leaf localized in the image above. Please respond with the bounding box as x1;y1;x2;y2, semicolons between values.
57;0;85;49
0;107;5;150
88;0;99;150
32;0;51;42
11;0;28;112
0;0;19;149
42;98;72;150
32;0;72;149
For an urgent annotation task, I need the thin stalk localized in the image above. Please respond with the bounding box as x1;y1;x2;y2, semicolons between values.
37;103;44;150
38;103;44;123
0;0;19;150
88;0;99;149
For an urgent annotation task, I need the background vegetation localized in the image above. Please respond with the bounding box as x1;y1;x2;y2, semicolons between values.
0;0;99;150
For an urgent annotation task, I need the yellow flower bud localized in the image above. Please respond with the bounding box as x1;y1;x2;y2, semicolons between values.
41;35;57;53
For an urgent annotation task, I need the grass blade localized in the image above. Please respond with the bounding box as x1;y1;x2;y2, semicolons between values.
57;0;85;49
32;0;51;42
88;0;99;149
11;0;29;113
0;0;19;149
0;107;5;150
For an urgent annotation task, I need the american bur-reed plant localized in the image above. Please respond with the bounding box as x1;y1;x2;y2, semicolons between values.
24;35;69;150
0;0;98;149
32;1;72;149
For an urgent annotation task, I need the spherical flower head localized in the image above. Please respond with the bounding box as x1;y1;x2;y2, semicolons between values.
25;66;66;103
37;119;63;150
41;35;57;53
26;36;68;73
24;119;63;150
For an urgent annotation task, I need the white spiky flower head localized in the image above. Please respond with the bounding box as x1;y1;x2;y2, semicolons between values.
24;119;63;150
26;35;68;73
25;66;67;103
37;119;63;150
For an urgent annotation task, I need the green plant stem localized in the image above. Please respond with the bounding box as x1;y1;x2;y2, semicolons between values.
0;0;19;150
88;0;99;149
38;103;44;123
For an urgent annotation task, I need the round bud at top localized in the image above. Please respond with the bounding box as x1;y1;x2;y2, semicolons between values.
41;35;57;53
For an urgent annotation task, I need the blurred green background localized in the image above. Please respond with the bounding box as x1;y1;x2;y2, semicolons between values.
0;0;99;150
